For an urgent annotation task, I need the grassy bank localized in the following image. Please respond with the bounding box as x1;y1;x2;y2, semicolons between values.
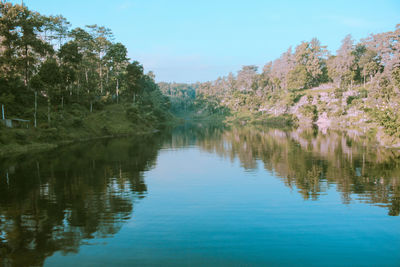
0;103;176;157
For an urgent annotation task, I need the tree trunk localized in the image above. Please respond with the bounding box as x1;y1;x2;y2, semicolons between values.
77;78;80;102
61;96;64;109
116;78;119;104
47;96;51;124
363;69;366;88
99;60;103;94
24;45;28;86
90;100;93;113
34;91;37;128
106;69;109;85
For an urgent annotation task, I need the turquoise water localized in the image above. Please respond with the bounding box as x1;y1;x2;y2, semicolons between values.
1;125;400;266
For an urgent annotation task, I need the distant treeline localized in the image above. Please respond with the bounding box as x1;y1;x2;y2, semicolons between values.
158;82;196;113
158;82;226;115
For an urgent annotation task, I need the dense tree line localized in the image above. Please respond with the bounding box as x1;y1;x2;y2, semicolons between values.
0;2;170;128
184;25;400;117
158;82;196;113
158;82;228;116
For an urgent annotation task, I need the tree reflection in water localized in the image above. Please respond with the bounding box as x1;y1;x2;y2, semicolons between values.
0;134;164;266
1;124;400;266
169;124;400;217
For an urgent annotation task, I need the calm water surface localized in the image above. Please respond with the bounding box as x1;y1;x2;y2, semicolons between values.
1;124;400;266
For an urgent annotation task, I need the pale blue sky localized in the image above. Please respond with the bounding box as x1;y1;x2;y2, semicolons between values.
12;0;400;82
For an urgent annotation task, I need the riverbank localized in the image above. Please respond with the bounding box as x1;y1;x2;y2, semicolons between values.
221;84;400;149
0;103;177;157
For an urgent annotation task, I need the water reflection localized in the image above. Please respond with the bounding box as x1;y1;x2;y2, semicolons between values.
1;124;400;266
0;135;164;266
171;124;400;216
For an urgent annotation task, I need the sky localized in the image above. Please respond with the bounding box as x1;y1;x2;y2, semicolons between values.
11;0;400;83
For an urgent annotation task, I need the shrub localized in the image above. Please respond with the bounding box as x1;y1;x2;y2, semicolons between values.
101;126;111;135
72;118;83;127
334;88;344;98
300;104;318;122
371;108;400;137
38;123;50;129
126;105;141;122
359;89;368;98
346;95;358;105
15;130;28;144
288;91;304;105
38;128;59;141
0;133;7;144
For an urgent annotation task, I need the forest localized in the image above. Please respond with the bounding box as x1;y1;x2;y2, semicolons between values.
161;25;400;146
0;2;172;155
1;1;400;153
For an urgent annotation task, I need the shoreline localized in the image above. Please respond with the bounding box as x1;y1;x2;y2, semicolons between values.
3;111;399;159
0;128;161;158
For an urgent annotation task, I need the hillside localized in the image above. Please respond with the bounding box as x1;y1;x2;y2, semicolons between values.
159;25;400;148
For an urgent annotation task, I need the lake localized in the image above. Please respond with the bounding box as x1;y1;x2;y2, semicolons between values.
1;124;400;266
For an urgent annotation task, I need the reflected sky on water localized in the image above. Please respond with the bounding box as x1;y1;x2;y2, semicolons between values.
1;124;400;266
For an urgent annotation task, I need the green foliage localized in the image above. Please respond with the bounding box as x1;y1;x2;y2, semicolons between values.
300;104;318;122
290;92;304;104
346;95;358;105
359;88;368;98
125;105;141;122
263;114;298;128
125;61;144;102
287;65;311;90
0;1;172;150
371;108;400;137
334;88;344;98
71;118;83;128
38;59;62;87
392;67;400;89
0;92;15;107
158;82;197;113
2;1;400;151
283;90;305;106
173;25;399;142
14;130;29;144
39;128;59;141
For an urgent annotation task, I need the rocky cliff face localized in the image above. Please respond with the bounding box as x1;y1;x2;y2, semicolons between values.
259;86;400;149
